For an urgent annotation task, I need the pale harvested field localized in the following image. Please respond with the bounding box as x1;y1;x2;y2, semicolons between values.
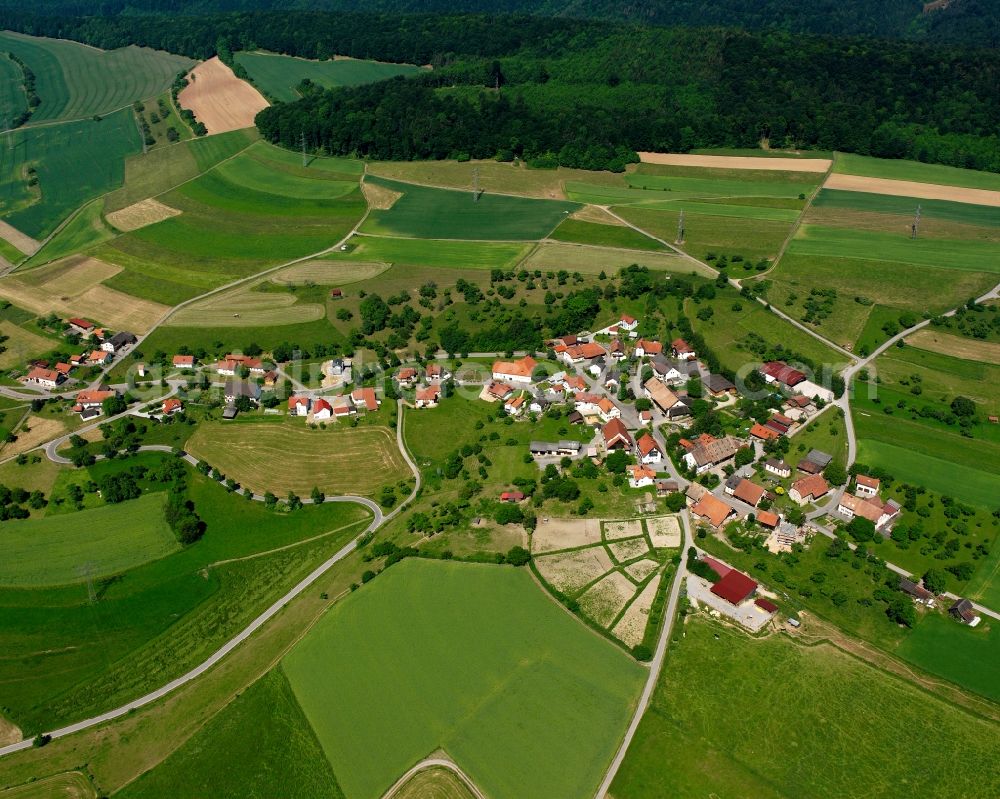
608;537;651;564
362;180;402;210
0;715;21;746
0;219;40;255
166;285;324;328
0;256;168;332
105;198;181;232
823;173;1000;207
522;242;701;276
906;329;1000;365
0;771;96;799
184;423;408;497
579;570;637;627
178;56;269;134
531;517;602;553
0;321;55;368
534;546;613;595
638;152;831;172
603;519;644;540
624;558;659;583
571;205;625;225
271;260;389;286
0;416;66;459
612;575;660;647
646;515;682;548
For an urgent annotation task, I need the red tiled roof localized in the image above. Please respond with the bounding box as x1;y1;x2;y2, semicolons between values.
416;385;441;402
792;474;829;500
351;387;378;412
733;479;766;506
69;318;94;329
637;339;662;355
602;418;633;448
313;398;333;414
173;355;195;367
757;510;780;528
500;491;525;502
755;597;778;613
711;569;758;605
856;474;880;489
762;361;806;387
691;494;733;528
620;314;636;324
288;396;309;409
671;338;694;353
750;422;780;440
162;398;182;413
76;389;115;404
26;367;60;382
493;356;537;378
636;433;660;457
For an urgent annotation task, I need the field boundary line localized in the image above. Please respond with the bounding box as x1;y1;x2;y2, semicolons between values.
206;518;372;569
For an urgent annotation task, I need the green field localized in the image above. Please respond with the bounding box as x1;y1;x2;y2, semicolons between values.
854;438;997;508
812;188;1000;228
0;31;192;124
0;108;141;238
896;614;1000;703
117;669;342;799
833;152;1000;191
24;198;115;267
0;453;371;730
283;559;645;799
0;236;24;265
522;241;695;275
966;544;1000;609
329;235;530;270
0;51;27;131
790;225;1000;274
548;218;665;250
235;50;420;103
99;142;365;304
612;617;1000;799
0;493;176;587
362;176;578;240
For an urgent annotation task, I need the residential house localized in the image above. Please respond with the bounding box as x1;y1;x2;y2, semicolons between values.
396;367;418;388
492;356;538;384
68;317;95;335
55;362;72;377
263;370;279;387
503;393;525;416
559;343;606;366
650;355;690;385
789;474;829;505
224;379;261;406
216;359;239;376
351;387;379;412
330;397;354;419
618;313;638;333
528;394;550;414
162;398;183;415
288;396;311;416
635;433;662;464
500;491;525;503
949;598;981;627
899;577;935;606
69;353;87;367
312;398;335;420
664;400;692;420
88;350;112;366
74;388;116;413
690;493;735;528
587;357;606;379
609;338;626;360
101;331;137;354
671;338;696;360
757;510;780;529
855;474;880;498
23;367;64;389
764;459;791;479
705;373;736;397
750;422;780;442
634;339;662;358
487;381;513;401
644;378;679;413
172;355;195;369
682;434;741;474
639;410;653;427
425;363;450;382
602;418;634;451
223;354;265;375
416;385;442;409
837;493;901;532
628;464;657;488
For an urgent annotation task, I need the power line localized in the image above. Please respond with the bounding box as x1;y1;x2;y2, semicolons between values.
472;166;480;202
911;204;921;239
675;210;685;245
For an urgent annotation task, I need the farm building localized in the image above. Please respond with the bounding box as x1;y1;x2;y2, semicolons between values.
224;379;261;405
789;474;829;504
760;361;805;389
899;577;935;606
23;367;64;389
750;423;780;441
529;440;581;458
729;479;767;508
101;331;137;354
602;418;633;451
764;459;791;478
837;493;901;531
949;598;981;626
644;378;680;413
704;373;736;396
492;356;537;385
634;339;662;358
690;493;734;528
682;434;741;474
711;569;758;606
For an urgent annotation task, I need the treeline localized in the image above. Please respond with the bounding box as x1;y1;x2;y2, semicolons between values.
5;51;39;127
3;10;1000;171
4;0;998;48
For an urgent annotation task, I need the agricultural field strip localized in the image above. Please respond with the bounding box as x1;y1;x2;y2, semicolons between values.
0;401;420;759
637;152;832;172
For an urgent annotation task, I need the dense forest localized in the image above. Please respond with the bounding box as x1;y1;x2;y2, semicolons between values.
3;0;998;47
2;8;999;172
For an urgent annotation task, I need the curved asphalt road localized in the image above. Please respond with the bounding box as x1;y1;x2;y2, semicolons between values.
0;403;420;758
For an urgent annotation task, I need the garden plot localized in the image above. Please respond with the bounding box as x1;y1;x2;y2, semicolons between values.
624;559;659;583
579;571;637;627
532;517;602;553
603;519;645;540
612;576;661;648
646;515;682;548
534;547;614;595
608;537;651;564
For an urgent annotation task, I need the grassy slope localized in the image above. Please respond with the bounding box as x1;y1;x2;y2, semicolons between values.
1;109;142;239
332;235;530;270
116;668;342;799
1;492;176;587
0;31;192;124
283;558;645;799
0;51;27;130
833;152;1000;190
362;175;578;240
548;218;665;250
235;50;420;103
812;188;1000;228
613;617;1000;799
23;199;115;267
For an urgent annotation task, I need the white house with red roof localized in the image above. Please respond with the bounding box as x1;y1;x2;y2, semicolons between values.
88;350;112;366
351;387;379;412
162;398;183;415
618;313;638;332
602;418;634;451
671;338;696;360
311;398;334;420
628;464;657;488
415;384;441;409
635;433;662;464
396;367;418;388
855;474;880;498
288;396;311;416
23;367;64;389
173;354;195;369
634;339;662;358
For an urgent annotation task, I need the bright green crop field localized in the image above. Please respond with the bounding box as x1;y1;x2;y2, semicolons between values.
0;31;192;124
0;51;27;131
812;189;1000;227
25;198;115;267
328;234;530;270
283;558;644;799
0;453;372;731
118;669;342;799
235;50;420;103
548;218;665;250
0;493;176;587
362;175;578;240
833;152;1000;191
0;108;141;238
612;617;1000;799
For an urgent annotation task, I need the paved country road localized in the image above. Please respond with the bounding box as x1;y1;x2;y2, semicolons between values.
0;402;420;759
